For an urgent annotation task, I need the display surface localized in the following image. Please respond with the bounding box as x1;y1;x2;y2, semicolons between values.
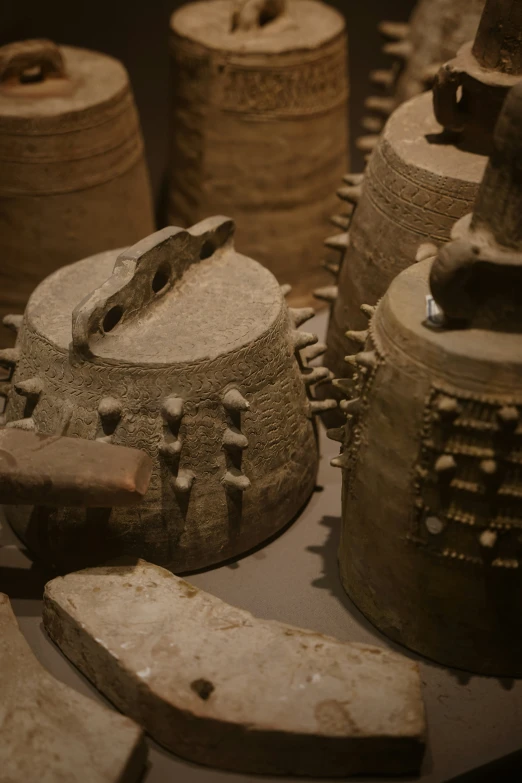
0;593;146;782
2;387;522;783
43;560;425;777
3;217;331;572
335;79;522;675
168;0;349;307
0;38;154;350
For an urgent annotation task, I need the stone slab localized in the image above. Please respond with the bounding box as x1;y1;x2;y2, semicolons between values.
0;593;146;783
0;429;152;506
43;559;425;777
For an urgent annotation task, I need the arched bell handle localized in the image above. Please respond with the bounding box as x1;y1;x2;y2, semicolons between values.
0;39;66;86
72;216;235;358
231;0;287;32
433;60;466;132
429;233;479;325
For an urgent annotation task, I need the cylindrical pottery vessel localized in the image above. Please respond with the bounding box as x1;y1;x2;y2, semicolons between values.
322;0;522;426
2;217;334;572
359;0;483;156
168;0;349;307
335;80;522;675
0;39;154;348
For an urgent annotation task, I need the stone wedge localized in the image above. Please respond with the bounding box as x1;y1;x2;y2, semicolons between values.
43;560;426;776
0;429;152;507
0;593;146;783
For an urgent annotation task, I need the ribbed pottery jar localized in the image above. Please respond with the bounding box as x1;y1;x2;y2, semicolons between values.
0;39;154;348
2;217;334;573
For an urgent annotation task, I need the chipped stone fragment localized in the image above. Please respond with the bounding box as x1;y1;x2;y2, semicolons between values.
43;560;426;777
0;593;146;783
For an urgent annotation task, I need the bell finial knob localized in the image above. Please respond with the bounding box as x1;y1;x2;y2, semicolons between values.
472;0;522;75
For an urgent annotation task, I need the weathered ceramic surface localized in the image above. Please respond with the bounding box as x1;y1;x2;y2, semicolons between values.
322;0;522;426
0;429;152;506
3;217;332;572
43;560;426;777
334;81;522;676
0;39;154;349
359;0;483;155
168;0;349;308
0;593;146;783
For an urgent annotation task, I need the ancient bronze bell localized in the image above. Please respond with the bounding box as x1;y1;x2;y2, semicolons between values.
318;0;522;425
1;217;335;573
358;0;484;158
168;0;349;308
0;39;154;349
333;80;522;676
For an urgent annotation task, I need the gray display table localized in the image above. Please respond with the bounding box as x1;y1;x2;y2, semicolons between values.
1;312;521;782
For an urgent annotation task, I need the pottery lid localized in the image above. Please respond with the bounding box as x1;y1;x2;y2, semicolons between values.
24;217;283;367
170;0;344;55
0;40;130;133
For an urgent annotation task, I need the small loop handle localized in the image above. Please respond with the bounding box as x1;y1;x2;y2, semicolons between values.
0;39;66;85
432;61;466;132
429;236;478;324
231;0;287;32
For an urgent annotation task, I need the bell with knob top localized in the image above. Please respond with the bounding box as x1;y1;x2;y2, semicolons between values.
0;39;154;350
320;0;522;426
2;217;334;573
167;0;349;308
334;79;522;676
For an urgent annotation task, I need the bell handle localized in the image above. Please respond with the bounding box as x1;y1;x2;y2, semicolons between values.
432;60;466;132
231;0;287;32
0;39;66;86
72;216;235;357
428;234;479;324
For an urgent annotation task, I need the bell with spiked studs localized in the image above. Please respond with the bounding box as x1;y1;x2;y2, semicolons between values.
4;217;334;572
339;82;522;676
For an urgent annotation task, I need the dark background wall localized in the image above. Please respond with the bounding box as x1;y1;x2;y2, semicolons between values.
0;0;416;206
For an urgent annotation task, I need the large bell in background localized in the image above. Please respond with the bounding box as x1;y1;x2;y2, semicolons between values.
1;217;334;573
318;0;522;426
333;79;522;676
358;0;484;158
167;0;349;308
0;40;155;349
